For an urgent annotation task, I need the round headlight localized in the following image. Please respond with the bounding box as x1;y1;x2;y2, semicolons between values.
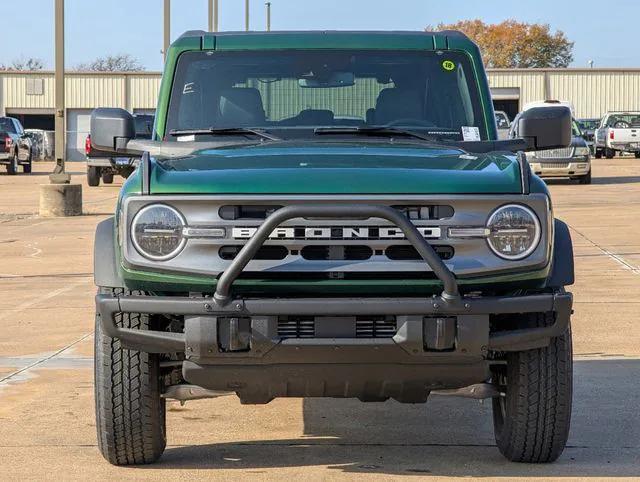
486;204;541;260
131;204;186;260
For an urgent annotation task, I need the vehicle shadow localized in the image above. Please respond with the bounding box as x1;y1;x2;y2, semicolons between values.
590;176;640;185
156;359;640;476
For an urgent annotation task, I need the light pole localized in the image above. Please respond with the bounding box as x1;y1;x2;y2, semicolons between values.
163;0;170;62
265;2;271;31
245;0;250;31
50;0;69;183
208;0;218;32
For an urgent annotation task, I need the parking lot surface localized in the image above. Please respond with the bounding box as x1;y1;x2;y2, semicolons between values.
1;160;639;479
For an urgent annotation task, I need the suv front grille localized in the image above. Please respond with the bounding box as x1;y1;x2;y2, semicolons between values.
535;147;574;159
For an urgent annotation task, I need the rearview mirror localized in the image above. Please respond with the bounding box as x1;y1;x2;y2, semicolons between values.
515;106;572;151
90;108;136;155
298;71;355;88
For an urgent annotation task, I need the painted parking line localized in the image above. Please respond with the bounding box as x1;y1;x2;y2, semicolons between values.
569;226;640;275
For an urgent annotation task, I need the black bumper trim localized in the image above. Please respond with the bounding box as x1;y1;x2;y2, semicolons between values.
96;291;572;354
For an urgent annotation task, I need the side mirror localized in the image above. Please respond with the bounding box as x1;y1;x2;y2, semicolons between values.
90;108;136;155
516;106;572;151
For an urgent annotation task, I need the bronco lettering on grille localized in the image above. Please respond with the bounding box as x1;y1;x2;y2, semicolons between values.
232;226;441;240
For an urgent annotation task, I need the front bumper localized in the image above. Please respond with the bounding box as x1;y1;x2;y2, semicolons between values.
97;203;571;403
529;159;590;178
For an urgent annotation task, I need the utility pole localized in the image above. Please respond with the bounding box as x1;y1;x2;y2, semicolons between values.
163;0;170;62
208;0;218;32
245;0;250;31
265;2;271;31
50;0;69;183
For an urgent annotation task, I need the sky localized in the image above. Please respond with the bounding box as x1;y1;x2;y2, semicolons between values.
1;0;639;70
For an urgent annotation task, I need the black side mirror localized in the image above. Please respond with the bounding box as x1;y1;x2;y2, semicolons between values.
90;108;136;155
516;106;572;151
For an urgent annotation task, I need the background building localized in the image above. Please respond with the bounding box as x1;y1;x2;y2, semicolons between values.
1;68;640;160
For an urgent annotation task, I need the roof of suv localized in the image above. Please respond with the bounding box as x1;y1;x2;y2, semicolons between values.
174;30;475;52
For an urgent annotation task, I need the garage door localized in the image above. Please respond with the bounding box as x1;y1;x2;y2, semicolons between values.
66;109;93;162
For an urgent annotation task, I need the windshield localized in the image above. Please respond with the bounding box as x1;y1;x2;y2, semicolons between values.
578;119;599;130
134;115;154;139
0;118;16;134
605;114;640;128
495;112;509;128
166;50;487;142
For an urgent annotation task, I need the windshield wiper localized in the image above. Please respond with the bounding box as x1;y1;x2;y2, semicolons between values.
313;126;445;142
169;127;281;141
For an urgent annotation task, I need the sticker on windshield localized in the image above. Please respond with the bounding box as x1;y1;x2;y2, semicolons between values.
441;60;456;72
461;126;481;142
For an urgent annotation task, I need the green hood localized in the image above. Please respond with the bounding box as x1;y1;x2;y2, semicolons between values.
146;143;523;195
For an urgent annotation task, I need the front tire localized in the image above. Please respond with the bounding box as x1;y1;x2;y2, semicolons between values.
22;153;32;174
95;288;166;465
595;149;602;159
492;313;573;463
605;148;615;159
634;152;640;159
102;171;114;184
578;170;592;184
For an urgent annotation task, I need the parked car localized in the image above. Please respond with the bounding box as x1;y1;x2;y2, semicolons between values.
86;113;154;186
577;118;600;153
0;117;33;175
511;112;591;184
90;30;575;466
494;110;510;139
594;112;640;158
24;128;55;161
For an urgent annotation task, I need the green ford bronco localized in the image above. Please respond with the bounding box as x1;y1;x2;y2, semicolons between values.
91;31;575;465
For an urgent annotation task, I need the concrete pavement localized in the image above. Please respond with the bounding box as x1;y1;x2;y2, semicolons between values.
0;160;639;479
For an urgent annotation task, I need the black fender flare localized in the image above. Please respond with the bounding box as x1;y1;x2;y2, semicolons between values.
546;219;575;288
94;217;125;288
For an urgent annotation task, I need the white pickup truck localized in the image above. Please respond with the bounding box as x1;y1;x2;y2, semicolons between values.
594;112;640;159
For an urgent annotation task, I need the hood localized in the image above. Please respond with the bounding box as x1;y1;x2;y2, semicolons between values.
147;143;523;195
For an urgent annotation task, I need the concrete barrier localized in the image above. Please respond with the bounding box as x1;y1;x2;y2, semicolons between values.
39;184;83;217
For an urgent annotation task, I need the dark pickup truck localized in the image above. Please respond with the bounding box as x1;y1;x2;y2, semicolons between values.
0;117;33;174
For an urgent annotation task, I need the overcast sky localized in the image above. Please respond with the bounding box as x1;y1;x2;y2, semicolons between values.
1;0;638;70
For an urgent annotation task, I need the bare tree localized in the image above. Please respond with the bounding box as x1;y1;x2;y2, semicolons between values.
0;57;45;71
74;54;144;72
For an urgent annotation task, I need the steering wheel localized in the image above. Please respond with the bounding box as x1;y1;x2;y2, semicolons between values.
614;121;630;129
385;119;435;128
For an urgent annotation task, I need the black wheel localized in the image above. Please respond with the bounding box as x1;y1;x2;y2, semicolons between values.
634;152;640;159
95;288;166;465
102;171;114;184
595;149;602;159
605;148;615;159
22;153;32;174
578;170;592;184
6;151;17;175
492;313;573;463
87;166;101;186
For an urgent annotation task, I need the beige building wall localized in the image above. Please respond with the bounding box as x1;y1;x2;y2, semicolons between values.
1;68;640;121
487;68;640;119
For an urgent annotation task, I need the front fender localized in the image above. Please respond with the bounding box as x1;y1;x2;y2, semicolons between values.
94;217;124;288
546;219;575;288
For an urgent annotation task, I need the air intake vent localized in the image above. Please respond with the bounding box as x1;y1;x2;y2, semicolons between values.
278;316;315;338
355;316;397;338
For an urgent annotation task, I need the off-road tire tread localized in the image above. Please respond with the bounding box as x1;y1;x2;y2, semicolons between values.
493;312;572;463
95;288;166;465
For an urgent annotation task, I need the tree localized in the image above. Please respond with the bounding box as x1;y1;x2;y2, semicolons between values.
0;57;45;71
431;20;574;68
74;54;144;72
